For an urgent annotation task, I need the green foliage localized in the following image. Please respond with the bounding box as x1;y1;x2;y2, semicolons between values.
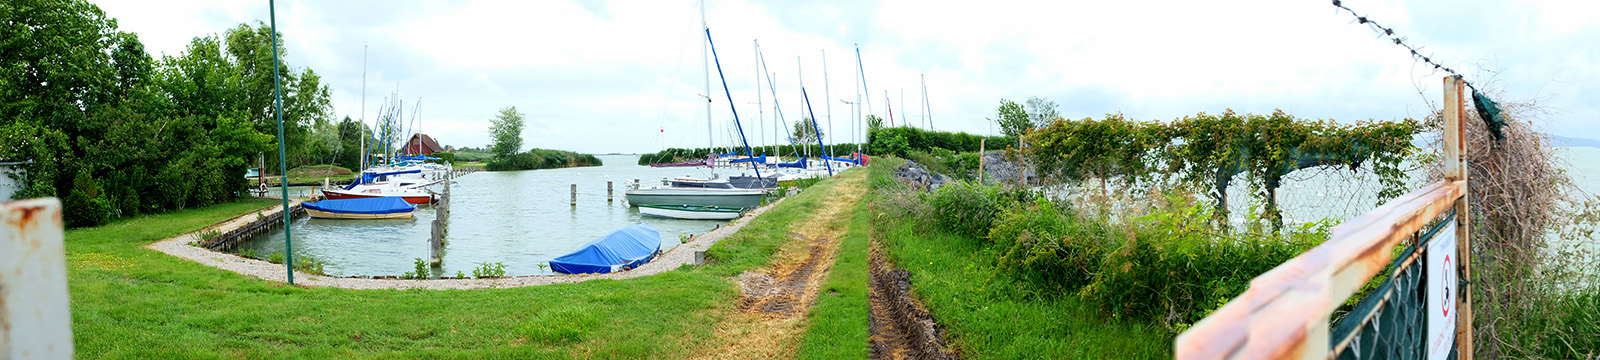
868;126;1014;159
485;148;602;171
431;152;455;164
0;1;324;223
488;106;525;159
64;168;112;227
1027;110;1420;222
922;180;1020;239
994;98;1032;137
636;143;865;165
472;262;506;278
792;117;824;143
239;248;258;259
866;114;883;133
1079;193;1329;330
267;252;285;264
412;258;430;279
295;255;327;276
455;270;466;279
988;199;1114;294
1025;96;1061;127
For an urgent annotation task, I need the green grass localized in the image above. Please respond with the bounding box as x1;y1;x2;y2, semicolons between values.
65;169;868;358
265;164;355;185
865;157;1171;359
796;185;873;359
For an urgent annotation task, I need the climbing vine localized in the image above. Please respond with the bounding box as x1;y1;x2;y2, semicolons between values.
1025;109;1420;224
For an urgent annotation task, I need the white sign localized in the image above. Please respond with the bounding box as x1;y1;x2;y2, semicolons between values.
1426;221;1458;360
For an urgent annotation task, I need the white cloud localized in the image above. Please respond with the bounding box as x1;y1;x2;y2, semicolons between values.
91;0;1600;154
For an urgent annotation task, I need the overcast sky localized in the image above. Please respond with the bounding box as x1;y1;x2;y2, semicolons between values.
94;0;1599;154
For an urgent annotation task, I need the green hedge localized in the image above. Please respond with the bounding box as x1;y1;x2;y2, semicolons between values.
486;148;603;171
869;126;1015;158
636;143;865;166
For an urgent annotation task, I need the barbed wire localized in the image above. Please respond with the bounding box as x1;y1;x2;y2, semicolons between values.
1331;0;1507;140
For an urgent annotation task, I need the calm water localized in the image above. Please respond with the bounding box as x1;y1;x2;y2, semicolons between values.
237;155;768;277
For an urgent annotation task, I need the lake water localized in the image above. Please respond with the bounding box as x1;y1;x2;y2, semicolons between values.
236;154;772;277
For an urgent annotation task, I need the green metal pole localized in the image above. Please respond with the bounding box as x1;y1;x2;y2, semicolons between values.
269;0;293;285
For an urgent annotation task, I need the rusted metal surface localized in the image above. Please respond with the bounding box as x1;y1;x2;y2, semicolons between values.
1;198;73;359
1176;180;1465;359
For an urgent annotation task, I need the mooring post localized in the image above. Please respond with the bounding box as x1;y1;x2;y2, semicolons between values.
979;138;986;184
571;184;577;206
607;181;614;202
430;219;442;266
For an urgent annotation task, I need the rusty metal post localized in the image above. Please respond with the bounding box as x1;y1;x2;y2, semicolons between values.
2;198;73;358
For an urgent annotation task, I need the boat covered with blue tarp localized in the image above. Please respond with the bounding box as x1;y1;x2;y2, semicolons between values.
302;197;417;219
549;223;662;274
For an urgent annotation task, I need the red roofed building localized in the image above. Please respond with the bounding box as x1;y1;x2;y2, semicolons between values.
403;133;444;156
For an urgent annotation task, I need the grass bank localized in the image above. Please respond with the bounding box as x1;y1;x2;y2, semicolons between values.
66;169;866;358
866;157;1170;358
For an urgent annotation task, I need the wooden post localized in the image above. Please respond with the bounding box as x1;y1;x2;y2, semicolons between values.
1444;75;1474;358
1018;135;1025;187
979;138;986;184
607;181;614;202
571;184;577;206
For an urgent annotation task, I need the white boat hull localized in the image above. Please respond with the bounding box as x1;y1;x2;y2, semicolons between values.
639;206;742;220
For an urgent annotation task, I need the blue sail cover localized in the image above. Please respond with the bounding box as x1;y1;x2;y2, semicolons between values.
302;197;417;214
549;223;662;274
775;156;807;169
729;155;766;164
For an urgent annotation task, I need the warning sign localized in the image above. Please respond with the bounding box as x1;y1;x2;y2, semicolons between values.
1426;221;1458;360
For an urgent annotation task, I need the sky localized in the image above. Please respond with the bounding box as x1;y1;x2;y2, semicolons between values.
93;0;1600;154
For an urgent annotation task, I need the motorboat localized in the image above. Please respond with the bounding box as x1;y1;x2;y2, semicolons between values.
638;204;745;220
549;223;662;274
301;197;417;220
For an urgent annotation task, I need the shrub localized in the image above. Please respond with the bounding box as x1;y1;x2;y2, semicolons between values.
1080;193;1328;330
988;198;1115;294
412;258;430;279
64;168;112;228
267;252;285;264
922;180;1020;240
473;262;506;278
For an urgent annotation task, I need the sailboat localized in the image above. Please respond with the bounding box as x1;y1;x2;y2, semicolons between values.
625;0;766;210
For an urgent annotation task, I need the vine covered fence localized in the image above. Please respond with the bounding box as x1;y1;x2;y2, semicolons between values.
1174;76;1474;359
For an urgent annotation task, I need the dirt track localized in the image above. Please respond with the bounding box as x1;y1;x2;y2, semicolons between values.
868;242;954;360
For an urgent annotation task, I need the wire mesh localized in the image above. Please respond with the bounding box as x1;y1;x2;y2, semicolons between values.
1329;210;1457;360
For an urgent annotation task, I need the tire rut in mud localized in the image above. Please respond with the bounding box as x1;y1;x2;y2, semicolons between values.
869;243;954;360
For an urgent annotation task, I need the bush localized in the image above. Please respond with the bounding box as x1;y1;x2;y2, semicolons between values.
431;152;455;164
1079;193;1327;330
988;198;1115;294
486;149;601;171
64;168;112;228
922;180;1020;239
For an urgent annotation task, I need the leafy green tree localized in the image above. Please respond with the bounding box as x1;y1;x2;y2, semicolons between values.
1025;96;1060;127
866;114;884;132
792;117;824;144
0;0;118;134
337;116;370;169
994;99;1031;137
488;106;525;159
63;168;110;227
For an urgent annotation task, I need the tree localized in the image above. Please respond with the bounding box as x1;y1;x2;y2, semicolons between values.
792;118;824;144
336;116;369;169
488;106;525;159
866;115;884;133
1025;96;1060;127
994;99;1031;137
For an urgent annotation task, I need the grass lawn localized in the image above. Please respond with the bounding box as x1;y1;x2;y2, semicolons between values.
865;157;1172;359
66;169;868;358
264;164;356;185
794;182;873;359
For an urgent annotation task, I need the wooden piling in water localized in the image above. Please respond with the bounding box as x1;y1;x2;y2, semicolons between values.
571;184;577;206
607;181;613;202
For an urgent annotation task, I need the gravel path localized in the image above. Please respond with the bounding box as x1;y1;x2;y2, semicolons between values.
147;197;788;290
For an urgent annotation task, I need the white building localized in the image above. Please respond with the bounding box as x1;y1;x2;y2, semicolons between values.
0;161;28;201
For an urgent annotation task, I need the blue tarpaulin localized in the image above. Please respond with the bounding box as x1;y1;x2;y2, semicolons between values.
549;223;662;274
775;156;807;169
729;155;766;164
302;197;416;214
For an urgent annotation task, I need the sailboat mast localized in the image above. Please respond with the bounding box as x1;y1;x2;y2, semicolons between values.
701;0;712;156
359;44;367;171
704;22;762;181
922;73;932;130
797;55;805;159
822;49;832;155
853;44;863;155
754;39;763;157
